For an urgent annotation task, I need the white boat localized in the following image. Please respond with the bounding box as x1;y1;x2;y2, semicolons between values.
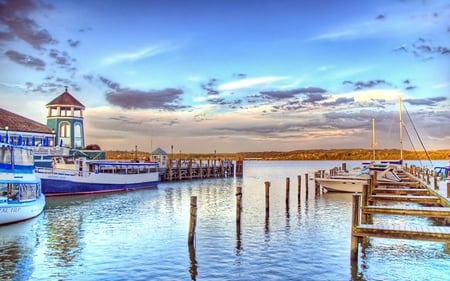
0;142;45;225
315;177;366;193
316;164;402;193
36;156;159;196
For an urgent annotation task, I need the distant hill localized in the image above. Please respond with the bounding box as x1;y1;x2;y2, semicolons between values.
236;149;449;161
105;148;449;161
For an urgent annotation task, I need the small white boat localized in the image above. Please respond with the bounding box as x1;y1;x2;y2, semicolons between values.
36;156;159;196
316;165;401;193
315;178;366;193
0;142;45;225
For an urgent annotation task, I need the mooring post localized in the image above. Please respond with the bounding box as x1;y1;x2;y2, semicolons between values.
168;160;173;181
297;175;302;203
305;173;309;200
265;181;270;215
434;175;438;190
350;193;361;261
314;171;321;197
447;182;450;198
285;177;290;206
361;184;369;224
236;186;242;224
188;196;197;245
370;171;377;191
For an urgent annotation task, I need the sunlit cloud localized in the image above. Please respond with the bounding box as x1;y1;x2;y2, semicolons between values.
217;76;288;91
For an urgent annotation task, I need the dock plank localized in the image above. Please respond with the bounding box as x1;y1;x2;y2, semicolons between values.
368;194;441;204
372;188;429;195
362;205;450;217
353;224;450;242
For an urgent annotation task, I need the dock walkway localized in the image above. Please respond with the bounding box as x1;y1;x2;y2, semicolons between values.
350;167;450;261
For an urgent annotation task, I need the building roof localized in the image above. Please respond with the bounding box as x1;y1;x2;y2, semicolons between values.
46;87;85;109
0;108;52;134
152;147;167;155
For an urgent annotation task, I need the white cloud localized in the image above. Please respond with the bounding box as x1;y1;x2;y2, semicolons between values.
217;76;287;91
101;43;177;65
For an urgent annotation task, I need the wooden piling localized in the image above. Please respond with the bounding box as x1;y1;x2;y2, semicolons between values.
434;176;438;190
188;196;197;245
314;171;321;197
305;173;309;200
297;175;302;203
361;184;371;224
351;193;361;261
447;182;450;199
286;177;290;206
236;186;242;224
265;181;270;215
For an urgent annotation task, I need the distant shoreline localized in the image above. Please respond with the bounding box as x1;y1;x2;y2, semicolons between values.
105;148;449;161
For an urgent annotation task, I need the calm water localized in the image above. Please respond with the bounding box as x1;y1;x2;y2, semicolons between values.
0;160;449;281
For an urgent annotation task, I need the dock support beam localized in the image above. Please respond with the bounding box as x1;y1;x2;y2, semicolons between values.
351;193;361;261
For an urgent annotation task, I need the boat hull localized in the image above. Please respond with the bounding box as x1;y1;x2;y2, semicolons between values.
0;195;46;225
39;173;158;196
315;178;366;193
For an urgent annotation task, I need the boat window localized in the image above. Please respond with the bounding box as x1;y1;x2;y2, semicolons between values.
0;183;19;200
19;184;37;201
0;146;12;165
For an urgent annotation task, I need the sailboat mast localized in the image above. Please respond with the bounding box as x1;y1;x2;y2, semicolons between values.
371;118;376;161
398;96;403;160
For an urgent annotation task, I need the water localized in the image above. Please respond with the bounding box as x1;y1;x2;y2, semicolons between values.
0;160;448;281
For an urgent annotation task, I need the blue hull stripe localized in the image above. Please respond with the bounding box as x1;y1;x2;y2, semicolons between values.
41;178;158;196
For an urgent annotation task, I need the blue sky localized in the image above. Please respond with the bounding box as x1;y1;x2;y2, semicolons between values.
0;0;449;153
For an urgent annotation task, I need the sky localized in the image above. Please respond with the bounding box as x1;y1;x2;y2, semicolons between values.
0;0;449;154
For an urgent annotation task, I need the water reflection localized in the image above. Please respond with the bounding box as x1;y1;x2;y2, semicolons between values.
188;244;197;281
0;160;448;280
0;218;38;281
45;212;83;266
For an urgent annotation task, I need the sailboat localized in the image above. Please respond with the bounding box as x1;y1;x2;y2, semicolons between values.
316;106;403;193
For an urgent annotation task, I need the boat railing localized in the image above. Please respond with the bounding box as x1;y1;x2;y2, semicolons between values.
36;167;81;177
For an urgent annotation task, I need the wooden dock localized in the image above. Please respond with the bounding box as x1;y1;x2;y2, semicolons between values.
159;158;240;182
350;169;450;261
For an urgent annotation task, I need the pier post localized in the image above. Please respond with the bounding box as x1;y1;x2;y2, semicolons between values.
265;181;270;215
305;173;309;201
286;177;290;206
370;171;377;191
236;186;242;221
434;175;438;190
207;160;211;178
350;193;361;261
361;184;370;224
314;171;320;197
236;186;242;250
169;160;173;181
297;175;302;203
199;160;203;179
447;182;450;198
188;196;197;245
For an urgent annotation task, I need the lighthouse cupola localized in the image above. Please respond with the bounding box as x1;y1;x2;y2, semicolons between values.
46;87;85;149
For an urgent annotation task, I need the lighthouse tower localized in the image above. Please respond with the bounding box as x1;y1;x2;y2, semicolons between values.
46;87;85;149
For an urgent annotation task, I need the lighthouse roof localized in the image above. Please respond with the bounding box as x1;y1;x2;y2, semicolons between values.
47;87;85;109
